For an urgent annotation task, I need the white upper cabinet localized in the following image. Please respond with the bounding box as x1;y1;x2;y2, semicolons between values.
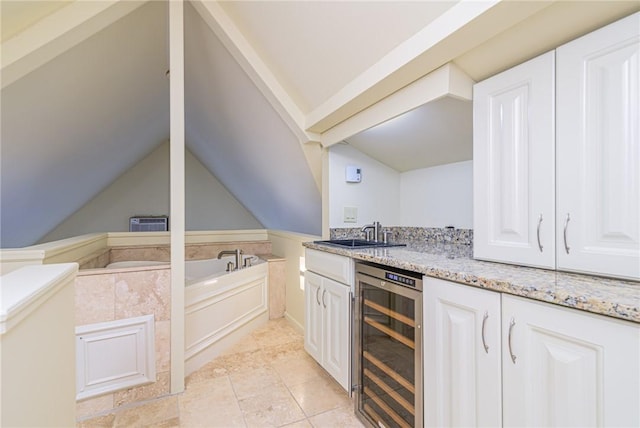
474;12;640;279
473;51;556;269
556;12;640;280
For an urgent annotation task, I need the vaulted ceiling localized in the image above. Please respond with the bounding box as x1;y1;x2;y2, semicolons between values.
1;0;638;248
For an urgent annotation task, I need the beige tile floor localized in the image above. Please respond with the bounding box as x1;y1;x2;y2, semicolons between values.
78;319;365;427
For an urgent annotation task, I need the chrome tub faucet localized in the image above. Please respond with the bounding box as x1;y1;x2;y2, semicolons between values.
217;249;243;270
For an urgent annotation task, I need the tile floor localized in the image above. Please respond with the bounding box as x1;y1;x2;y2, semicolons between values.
78;319;365;427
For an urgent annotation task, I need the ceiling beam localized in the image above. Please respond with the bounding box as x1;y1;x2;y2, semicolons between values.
1;0;147;89
190;0;321;146
306;0;554;134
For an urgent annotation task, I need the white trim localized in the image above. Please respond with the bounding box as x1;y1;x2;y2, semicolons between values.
0;263;78;334
284;312;304;334
1;0;147;89
169;0;186;395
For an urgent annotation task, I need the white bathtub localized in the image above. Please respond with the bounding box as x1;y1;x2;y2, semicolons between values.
105;255;259;284
184;255;269;375
185;255;260;285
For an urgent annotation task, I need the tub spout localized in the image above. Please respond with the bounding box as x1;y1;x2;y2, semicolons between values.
217;249;243;270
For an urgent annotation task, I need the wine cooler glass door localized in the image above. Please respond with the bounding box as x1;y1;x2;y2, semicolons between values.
355;268;422;428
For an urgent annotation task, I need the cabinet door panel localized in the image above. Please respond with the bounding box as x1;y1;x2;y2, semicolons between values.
502;295;640;427
304;271;323;363
474;51;555;268
556;12;640;279
529;329;599;427
322;278;350;391
424;278;501;428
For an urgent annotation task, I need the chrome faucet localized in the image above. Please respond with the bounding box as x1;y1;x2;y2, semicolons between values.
217;249;243;270
361;221;381;242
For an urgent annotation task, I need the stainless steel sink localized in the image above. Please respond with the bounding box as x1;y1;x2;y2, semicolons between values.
314;239;405;249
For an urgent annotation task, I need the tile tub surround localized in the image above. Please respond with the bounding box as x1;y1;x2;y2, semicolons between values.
303;241;640;323
262;255;287;319
77;241;274;269
75;265;172;420
109;241;273;265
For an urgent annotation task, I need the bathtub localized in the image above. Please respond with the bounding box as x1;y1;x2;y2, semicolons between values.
184;255;260;284
106;255;269;375
105;255;259;284
183;255;269;375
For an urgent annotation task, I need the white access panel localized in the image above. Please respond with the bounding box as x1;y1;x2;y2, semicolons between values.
76;315;156;400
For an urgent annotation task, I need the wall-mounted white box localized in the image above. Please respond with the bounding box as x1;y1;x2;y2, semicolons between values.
345;166;361;183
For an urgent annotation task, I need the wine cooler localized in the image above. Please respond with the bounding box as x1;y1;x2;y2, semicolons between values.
354;261;423;428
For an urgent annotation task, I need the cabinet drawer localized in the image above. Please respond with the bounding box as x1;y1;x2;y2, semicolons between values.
305;248;353;286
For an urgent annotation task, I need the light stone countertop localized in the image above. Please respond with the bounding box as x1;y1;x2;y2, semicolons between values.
303;241;640;323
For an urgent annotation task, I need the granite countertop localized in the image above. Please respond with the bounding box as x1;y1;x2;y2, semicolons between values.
303;241;640;323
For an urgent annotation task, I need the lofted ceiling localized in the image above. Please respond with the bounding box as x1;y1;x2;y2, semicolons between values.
1;0;638;248
219;0;459;114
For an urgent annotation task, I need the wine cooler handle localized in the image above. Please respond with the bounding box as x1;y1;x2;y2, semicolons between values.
481;311;489;354
563;213;571;254
316;288;321;306
536;214;544;252
322;289;327;308
508;317;517;364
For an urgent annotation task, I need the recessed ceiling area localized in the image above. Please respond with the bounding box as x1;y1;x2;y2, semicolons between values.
344;97;472;172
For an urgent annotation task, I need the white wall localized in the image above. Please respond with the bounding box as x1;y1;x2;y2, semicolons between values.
328;144;400;228
1;264;77;428
41;142;262;243
328;145;473;229
400;160;473;229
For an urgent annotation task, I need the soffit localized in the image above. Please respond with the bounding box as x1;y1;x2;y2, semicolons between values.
454;0;640;81
344;97;472;172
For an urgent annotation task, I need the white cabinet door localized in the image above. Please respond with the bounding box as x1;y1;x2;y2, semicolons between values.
304;269;351;392
304;271;323;363
473;51;556;269
424;278;502;428
556;12;640;280
502;295;640;427
322;277;351;391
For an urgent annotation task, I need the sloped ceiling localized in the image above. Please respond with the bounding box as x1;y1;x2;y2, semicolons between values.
1;1;169;248
1;0;638;248
184;3;320;235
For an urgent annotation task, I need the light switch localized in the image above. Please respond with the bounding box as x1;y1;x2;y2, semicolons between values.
344;206;357;223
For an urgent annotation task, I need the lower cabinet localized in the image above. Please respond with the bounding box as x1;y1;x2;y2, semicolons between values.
502;294;639;427
424;277;502;427
424;277;640;427
304;270;351;391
